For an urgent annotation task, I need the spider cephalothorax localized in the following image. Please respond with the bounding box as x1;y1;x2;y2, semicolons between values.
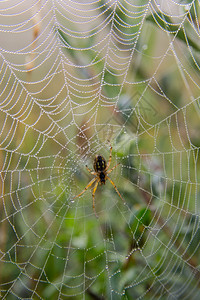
74;145;125;217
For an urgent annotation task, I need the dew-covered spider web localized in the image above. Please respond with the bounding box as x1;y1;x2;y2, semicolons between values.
0;0;200;299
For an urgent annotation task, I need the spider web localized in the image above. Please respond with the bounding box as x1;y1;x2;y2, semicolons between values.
0;0;200;299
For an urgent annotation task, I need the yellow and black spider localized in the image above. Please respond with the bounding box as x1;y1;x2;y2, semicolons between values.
74;144;125;217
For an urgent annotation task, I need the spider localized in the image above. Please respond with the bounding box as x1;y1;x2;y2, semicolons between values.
74;144;125;217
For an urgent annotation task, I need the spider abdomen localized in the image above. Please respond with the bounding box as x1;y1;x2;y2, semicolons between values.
94;155;107;172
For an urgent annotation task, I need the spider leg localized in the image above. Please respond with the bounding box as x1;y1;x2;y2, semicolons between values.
92;179;100;217
86;165;95;175
107;176;125;204
107;163;120;174
105;143;112;171
74;177;97;199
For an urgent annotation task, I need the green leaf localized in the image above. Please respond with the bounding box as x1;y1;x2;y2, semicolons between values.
146;12;200;51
